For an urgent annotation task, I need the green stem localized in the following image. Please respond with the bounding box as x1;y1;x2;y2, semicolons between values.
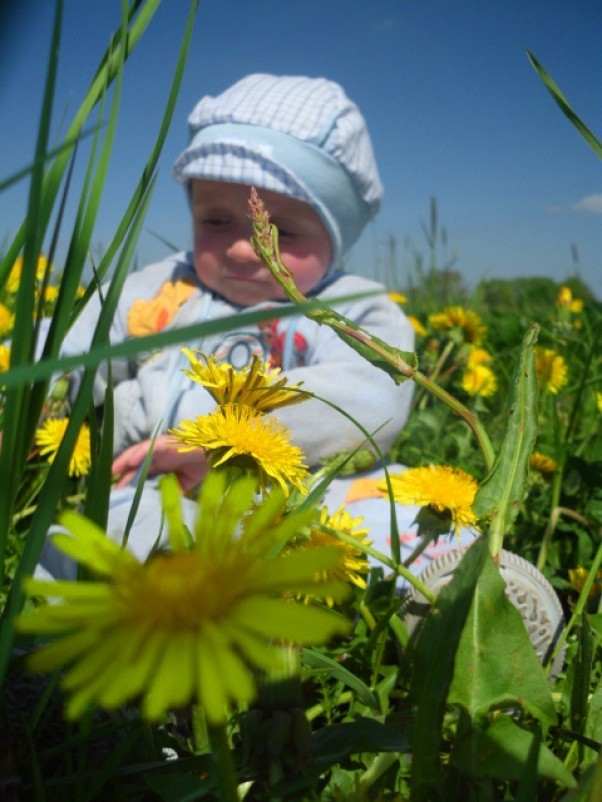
537;402;565;571
207;721;239;802
305;690;353;721
252;216;496;473
413;369;495;471
334;529;436;603
415;339;455;412
546;538;602;675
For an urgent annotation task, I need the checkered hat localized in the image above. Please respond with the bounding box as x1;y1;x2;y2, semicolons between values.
173;74;383;267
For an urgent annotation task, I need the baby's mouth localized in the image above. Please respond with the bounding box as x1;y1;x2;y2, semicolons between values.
224;268;270;283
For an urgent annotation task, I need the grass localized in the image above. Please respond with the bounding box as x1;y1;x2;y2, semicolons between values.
0;2;601;800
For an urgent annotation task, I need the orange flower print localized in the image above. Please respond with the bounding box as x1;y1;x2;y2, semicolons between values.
127;279;197;337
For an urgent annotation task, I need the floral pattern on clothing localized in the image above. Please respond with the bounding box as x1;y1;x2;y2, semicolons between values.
127;279;197;337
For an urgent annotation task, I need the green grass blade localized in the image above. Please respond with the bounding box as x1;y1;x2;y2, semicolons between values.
82;387;114;530
0;174;157;686
527;51;602;160
0;126;99;197
74;0;198;300
0;294;377;391
42;6;128;360
0;0;63;572
303;648;378;709
0;0;163;282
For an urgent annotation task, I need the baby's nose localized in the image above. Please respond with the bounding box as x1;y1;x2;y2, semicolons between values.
226;236;261;263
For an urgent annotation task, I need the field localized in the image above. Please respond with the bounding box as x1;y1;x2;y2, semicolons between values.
1;3;601;801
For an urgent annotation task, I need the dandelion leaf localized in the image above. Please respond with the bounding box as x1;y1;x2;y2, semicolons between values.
473;325;539;535
409;535;489;799
450;715;577;788
269;717;410;796
447;553;556;724
143;762;214;801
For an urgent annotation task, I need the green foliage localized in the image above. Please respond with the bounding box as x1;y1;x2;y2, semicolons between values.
1;7;601;802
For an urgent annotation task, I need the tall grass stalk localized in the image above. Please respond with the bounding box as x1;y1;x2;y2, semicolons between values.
0;0;198;683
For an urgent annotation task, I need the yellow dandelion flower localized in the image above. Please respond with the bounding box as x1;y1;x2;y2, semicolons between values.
466;347;492;367
388;291;407;304
407;315;427;337
181;349;308;412
461;363;497;397
292;507;371;606
43;285;59;304
556;286;572;308
378;465;478;535
596;391;602;413
6;254;51;293
35;418;91;477
428;306;487;344
16;472;350;723
571;299;584;313
535;347;568;395
530;452;557;475
0;343;10;373
556;285;583;313
170;403;309;495
568;566;602;599
0;304;14;338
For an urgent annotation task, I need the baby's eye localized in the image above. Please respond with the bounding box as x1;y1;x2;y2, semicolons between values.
273;224;295;239
202;216;229;226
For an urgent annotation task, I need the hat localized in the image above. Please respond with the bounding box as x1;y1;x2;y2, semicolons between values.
173;74;383;267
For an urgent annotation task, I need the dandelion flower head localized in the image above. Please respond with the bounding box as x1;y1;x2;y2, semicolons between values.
35;418;91;477
181;349;308;412
556;286;583;313
428;306;487;344
407;315;427;337
7;254;51;293
461;363;497;397
0;343;10;373
466;347;492;367
16;472;350;723
291;506;371;605
43;285;59;304
530;452;557;475
378;465;478;535
0;304;15;338
568;566;602;599
388;291;407;304
535;347;568;395
170;403;309;495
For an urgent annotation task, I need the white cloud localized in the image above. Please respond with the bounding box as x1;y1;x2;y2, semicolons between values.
571;193;602;214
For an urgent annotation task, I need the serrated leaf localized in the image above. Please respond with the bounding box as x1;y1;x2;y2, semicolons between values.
451;715;577;788
409;536;489;800
448;554;556;724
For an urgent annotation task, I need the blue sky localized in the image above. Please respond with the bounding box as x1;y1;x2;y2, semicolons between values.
1;0;601;293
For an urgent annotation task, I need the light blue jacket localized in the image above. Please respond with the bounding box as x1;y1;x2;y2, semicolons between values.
59;252;415;467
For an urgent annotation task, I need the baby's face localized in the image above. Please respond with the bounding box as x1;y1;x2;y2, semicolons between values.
191;180;332;306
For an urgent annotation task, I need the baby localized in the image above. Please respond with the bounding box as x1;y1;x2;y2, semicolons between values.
38;74;475;581
107;73;415;493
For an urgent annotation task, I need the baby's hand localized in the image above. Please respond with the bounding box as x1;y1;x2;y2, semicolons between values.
112;435;209;493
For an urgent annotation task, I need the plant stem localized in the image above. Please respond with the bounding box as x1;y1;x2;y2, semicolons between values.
415;339;455;411
250;206;496;474
413;369;495;471
333;529;436;603
207;721;239;802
